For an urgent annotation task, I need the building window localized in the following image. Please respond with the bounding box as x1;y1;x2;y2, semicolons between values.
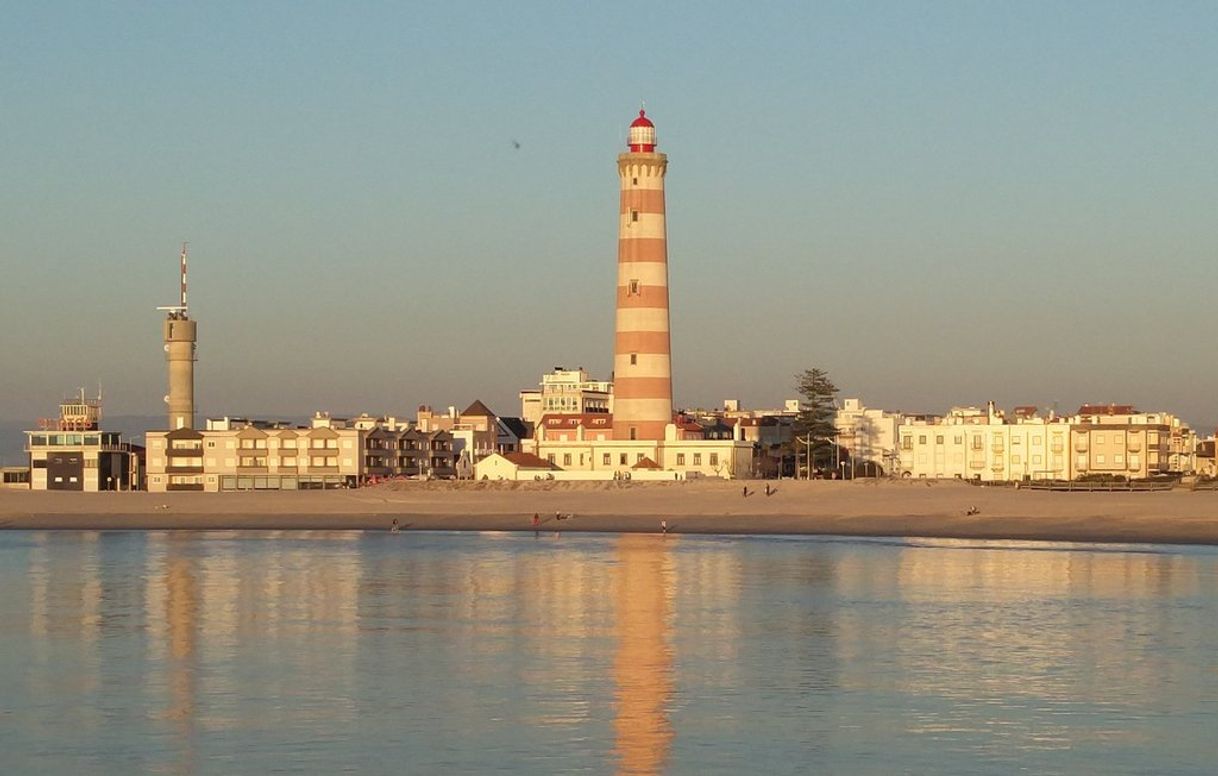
954;436;962;445
636;453;645;463
1096;454;1106;464
693;453;702;466
629;427;637;440
972;436;982;451
710;453;719;467
547;454;556;464
632;177;638;185
620;453;628;465
935;435;944;445
1095;434;1105;444
918;435;927;445
1115;454;1124;464
602;453;610;466
676;453;685;465
563;453;572;466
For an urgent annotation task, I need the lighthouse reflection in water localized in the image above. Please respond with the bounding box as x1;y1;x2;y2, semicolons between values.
3;531;1217;774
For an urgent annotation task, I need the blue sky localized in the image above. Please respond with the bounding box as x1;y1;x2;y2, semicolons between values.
1;1;1215;427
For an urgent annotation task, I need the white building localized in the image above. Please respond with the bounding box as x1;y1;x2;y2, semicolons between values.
520;367;613;426
834;398;903;476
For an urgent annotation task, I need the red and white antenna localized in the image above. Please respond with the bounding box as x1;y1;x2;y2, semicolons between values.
179;242;188;309
156;242;190;318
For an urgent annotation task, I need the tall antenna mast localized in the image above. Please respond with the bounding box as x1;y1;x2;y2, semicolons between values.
157;242;190;319
180;242;189;310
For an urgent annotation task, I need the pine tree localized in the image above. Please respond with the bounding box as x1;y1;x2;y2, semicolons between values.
793;368;838;476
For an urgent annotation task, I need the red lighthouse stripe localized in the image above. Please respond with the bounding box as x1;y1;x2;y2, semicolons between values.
616;331;671;353
618;239;668;263
619;190;666;214
614;377;673;400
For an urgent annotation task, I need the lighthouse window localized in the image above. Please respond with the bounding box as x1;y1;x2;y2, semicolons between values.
632;177;638;185
631;210;639;222
630;353;638;365
628;279;640;296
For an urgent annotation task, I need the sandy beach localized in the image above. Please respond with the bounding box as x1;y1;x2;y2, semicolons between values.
3;479;1218;545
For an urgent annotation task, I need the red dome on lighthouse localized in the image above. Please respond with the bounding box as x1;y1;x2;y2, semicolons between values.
628;109;657;152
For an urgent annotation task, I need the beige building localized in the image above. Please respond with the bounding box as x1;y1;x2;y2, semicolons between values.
1068;404;1194;478
474;452;560;481
898;404;1072;481
896;402;1196;481
146;413;457;492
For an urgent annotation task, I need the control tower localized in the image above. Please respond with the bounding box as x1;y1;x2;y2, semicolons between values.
157;243;196;430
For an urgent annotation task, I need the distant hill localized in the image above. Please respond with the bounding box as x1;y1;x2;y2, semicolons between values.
0;415;165;466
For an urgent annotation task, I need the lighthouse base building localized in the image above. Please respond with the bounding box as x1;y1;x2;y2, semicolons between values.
530;417;755;480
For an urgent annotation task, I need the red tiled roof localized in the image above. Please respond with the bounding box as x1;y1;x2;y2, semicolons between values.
632;456;661;470
502;452;557;469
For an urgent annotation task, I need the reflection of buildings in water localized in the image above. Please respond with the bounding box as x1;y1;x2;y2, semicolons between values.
613;535;676;775
23;533;105;730
834;542;1208;745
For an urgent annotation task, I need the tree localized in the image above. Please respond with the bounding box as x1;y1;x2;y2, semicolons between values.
792;368;838;476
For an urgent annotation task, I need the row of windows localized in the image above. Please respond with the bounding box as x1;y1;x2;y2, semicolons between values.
903;434;1067;450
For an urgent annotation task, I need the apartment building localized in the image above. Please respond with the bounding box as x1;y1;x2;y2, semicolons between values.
146;413;457;492
895;402;1195;481
519;367;613;426
898;404;1072;481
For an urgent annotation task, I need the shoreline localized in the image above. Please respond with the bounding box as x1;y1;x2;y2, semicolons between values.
4;480;1218;546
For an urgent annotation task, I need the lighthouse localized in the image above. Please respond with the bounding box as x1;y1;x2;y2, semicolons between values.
613;109;673;441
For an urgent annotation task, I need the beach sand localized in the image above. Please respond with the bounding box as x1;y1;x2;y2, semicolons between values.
3;479;1218;545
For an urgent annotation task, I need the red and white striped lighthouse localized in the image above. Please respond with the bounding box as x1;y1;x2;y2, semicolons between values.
613;109;672;441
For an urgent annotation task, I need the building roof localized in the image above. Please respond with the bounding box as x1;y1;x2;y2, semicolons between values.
630;109;654;129
498;417;531;440
462;399;495;418
632;457;661;470
502;452;557;470
1077;404;1138;416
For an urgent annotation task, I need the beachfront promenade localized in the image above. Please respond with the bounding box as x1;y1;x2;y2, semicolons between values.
4;480;1218;545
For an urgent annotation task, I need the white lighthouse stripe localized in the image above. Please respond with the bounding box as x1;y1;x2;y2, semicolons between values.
616;262;670;287
616;307;671;333
618;212;666;239
615;353;671;377
612;398;673;420
618;173;665;191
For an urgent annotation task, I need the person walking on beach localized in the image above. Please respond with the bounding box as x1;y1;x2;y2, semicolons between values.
532;513;540;528
660;520;669;536
390;518;400;533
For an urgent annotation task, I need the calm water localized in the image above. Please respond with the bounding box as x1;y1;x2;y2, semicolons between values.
1;531;1216;775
